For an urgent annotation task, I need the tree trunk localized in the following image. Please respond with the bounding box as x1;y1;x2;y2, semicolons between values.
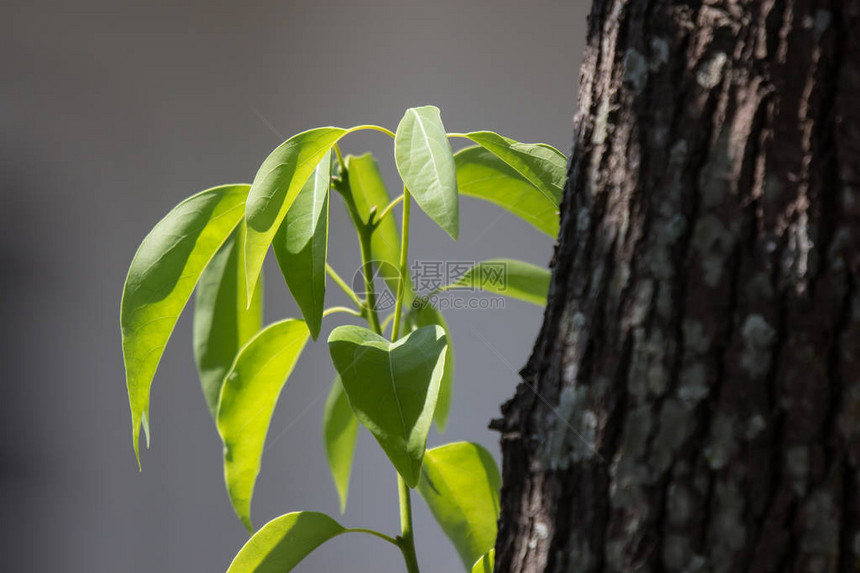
494;1;860;571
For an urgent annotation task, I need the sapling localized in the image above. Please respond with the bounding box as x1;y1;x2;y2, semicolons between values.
120;105;565;572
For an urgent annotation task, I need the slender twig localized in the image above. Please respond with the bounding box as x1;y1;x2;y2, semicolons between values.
325;263;363;308
390;188;411;340
396;475;420;573
345;528;400;547
322;306;363;318
374;194;404;226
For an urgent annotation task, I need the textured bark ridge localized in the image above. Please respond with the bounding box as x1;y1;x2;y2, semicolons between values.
494;1;860;571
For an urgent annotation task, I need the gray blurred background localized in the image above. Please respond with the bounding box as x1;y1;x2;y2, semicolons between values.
0;1;587;570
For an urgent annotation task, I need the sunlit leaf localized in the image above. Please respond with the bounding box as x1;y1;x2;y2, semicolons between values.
464;131;567;205
217;319;310;530
327;324;448;487
418;442;501;570
471;550;495;573
323;377;359;513
347;152;412;301
273;152;331;340
244;127;350;296
405;302;454;432
395;106;459;240
455;146;559;237
437;258;550;306
193;221;263;421
121;184;249;464
227;511;345;573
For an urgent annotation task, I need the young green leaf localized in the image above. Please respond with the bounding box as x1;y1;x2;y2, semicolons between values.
217;319;311;531
463;131;567;205
471;550;495;573
193;221;263;421
347;153;412;300
272;151;332;340
227;511;346;573
245;127;350;297
405;302;454;432
436;258;550;306
395;106;459;240
121;184;249;463
327;324;448;487
455;146;559;237
417;442;501;570
323;377;359;514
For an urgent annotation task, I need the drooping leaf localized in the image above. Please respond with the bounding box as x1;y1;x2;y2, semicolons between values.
417;442;501;570
217;319;310;531
464;131;567;205
437;258;550;306
405;302;454;432
347;152;412;301
323;377;359;514
227;511;346;573
121;184;249;463
455;146;559;237
193;221;263;421
471;550;495;573
395;106;459;240
272;152;331;340
245;127;352;297
327;324;448;487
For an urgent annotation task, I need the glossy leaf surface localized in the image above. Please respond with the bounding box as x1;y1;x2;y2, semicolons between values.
438;258;550;306
328;324;447;487
395;106;459;239
227;511;345;573
245;127;349;296
464;131;567;205
455;146;559;237
273;152;331;339
217;319;310;530
405;302;454;432
471;550;495;573
322;377;359;513
347;152;411;300
121;184;249;462
418;442;501;569
193;221;263;420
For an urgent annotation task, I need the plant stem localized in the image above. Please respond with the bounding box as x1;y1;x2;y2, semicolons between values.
396;475;420;573
345;528;400;547
375;194;404;225
336;151;419;573
352;124;396;139
391;189;411;341
325;263;363;309
322;306;363;318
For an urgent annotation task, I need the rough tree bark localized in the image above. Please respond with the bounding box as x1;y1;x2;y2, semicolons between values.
494;1;860;571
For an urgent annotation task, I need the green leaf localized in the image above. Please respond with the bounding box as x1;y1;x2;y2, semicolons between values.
327;324;448;487
464;131;567;205
245;127;351;297
395;106;459;240
455;146;559;237
193;221;263;421
272;151;331;340
347;152;412;300
437;258;550;306
417;442;501;569
471;550;495;573
217;319;311;531
227;511;346;573
121;184;249;463
323;377;359;513
405;302;454;432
